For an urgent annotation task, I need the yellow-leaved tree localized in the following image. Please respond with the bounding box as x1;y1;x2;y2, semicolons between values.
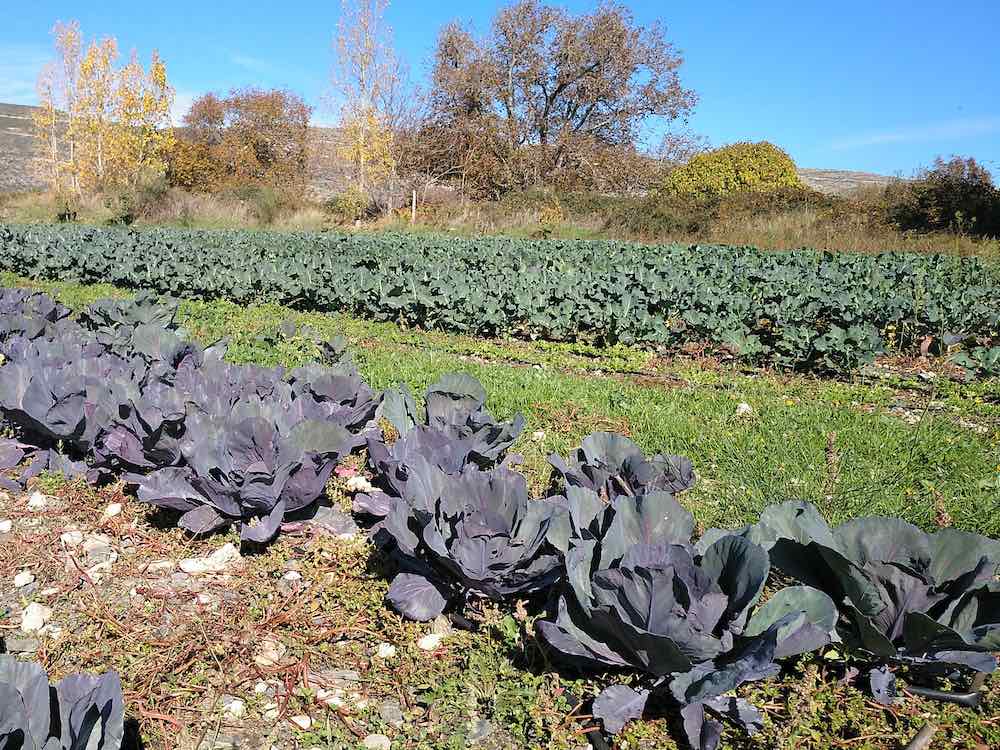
113;50;175;185
330;0;406;205
32;20;175;195
73;35;119;190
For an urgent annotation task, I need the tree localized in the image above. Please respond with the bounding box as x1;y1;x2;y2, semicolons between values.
173;88;312;190
423;0;697;195
112;50;175;185
885;156;1000;237
330;0;412;200
73;35;119;189
31;21;82;193
32;20;175;194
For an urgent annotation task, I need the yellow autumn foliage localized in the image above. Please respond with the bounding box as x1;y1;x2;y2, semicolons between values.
663;141;802;200
32;21;175;195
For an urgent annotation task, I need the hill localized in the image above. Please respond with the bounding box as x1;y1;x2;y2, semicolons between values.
0;103;46;193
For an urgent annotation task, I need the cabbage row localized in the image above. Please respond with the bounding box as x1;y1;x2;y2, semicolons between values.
2;288;998;750
2;224;999;374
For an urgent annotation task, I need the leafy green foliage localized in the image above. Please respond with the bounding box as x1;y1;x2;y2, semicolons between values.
2;223;999;375
663;142;802;199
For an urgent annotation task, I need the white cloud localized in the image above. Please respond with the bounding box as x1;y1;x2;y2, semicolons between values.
830;116;1000;150
0;44;52;105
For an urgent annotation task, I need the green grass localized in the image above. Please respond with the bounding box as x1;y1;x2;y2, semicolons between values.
5;271;999;537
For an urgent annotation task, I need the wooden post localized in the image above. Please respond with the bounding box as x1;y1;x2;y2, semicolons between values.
411;189;416;224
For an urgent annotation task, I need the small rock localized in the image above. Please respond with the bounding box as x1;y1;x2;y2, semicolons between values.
379;699;404;728
254;681;275;697
0;519;11;533
531;430;545;442
82;534;117;566
469;718;493;743
316;688;345;707
13;570;34;588
60;530;84;547
41;624;63;640
363;735;391;750
180;543;240;574
289;715;312;730
254;636;287;668
38;587;59;596
375;642;396;659
2;636;39;653
307;505;359;539
417;633;445;651
277;570;303;596
26;491;48;510
221;695;245;719
431;615;452;636
262;701;280;721
146;560;175;574
735;402;753;417
103;503;123;518
20;602;53;632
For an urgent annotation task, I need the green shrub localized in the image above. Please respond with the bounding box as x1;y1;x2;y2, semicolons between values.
663;141;802;199
325;188;369;224
884;156;1000;237
102;174;171;226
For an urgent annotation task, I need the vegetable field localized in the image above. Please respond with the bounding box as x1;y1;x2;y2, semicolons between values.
2;223;999;374
2;279;999;750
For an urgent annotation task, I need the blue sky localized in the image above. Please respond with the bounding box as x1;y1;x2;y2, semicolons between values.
2;0;997;177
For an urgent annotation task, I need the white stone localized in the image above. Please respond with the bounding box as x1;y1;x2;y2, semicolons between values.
363;734;391;750
375;642;396;659
282;571;302;581
221;696;246;719
0;520;11;533
431;615;452;635
103;503;123;517
262;701;280;721
417;633;445;651
85;561;114;583
736;402;753;417
254;681;272;695
146;560;175;573
531;430;546;442
179;543;240;574
60;530;84;547
316;688;345;707
27;491;48;510
346;476;375;494
82;534;114;553
289;715;312;730
13;570;34;588
254;636;287;668
20;603;52;632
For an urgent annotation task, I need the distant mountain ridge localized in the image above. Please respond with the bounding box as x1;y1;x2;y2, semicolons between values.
0;101;898;197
